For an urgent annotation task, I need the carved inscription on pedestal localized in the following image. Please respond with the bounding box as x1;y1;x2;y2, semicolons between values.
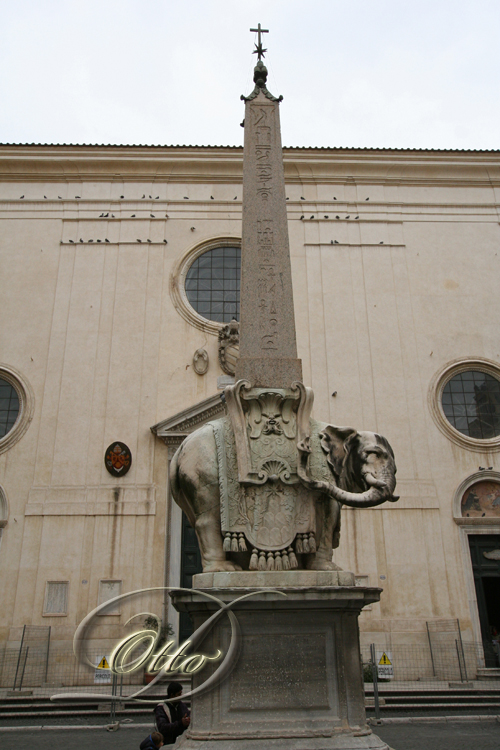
230;632;329;710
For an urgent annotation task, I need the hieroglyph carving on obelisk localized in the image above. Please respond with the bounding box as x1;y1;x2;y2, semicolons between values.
235;36;302;388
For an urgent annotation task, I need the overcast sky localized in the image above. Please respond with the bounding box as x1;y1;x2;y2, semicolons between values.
1;0;499;150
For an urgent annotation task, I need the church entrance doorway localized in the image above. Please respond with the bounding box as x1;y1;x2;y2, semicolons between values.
179;512;203;644
468;534;500;667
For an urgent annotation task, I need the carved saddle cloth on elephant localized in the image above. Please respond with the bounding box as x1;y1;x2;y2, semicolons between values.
211;416;335;564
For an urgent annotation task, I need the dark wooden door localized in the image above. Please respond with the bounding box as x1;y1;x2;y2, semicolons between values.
179;512;203;644
468;534;500;667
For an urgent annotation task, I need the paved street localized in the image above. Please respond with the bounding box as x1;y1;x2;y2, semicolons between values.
0;723;499;750
376;721;500;750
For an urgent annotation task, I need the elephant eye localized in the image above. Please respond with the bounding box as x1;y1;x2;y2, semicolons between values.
365;448;385;457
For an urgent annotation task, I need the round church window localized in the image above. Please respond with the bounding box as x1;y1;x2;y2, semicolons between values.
441;371;500;439
0;377;20;439
185;246;240;323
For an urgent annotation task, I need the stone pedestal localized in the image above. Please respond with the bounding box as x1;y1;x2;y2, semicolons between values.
171;572;390;750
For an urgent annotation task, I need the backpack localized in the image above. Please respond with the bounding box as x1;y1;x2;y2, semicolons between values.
154;702;172;731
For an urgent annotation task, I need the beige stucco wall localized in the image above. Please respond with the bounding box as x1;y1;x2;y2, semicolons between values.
0;145;499;662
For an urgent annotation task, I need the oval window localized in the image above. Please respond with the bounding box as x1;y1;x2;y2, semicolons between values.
185;246;240;323
442;371;500;439
0;377;20;439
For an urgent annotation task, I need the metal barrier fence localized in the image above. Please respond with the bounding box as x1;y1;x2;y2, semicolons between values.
1;636;499;721
9;626;51;690
361;641;484;684
0;645;145;693
362;641;500;718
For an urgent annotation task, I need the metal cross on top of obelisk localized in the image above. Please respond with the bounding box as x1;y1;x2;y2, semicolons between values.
250;23;268;60
235;26;303;389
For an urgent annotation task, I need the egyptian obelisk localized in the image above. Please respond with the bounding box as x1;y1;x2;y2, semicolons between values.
235;25;302;388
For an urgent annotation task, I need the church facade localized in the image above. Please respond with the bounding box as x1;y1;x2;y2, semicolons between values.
1;143;500;676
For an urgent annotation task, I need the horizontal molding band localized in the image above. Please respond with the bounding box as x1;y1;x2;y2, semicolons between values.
25;501;156;516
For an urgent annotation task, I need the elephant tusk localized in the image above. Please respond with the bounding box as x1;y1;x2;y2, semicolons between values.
325;484;397;508
363;471;387;489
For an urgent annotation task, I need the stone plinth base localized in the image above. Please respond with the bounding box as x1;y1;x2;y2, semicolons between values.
174;737;390;750
171;571;390;750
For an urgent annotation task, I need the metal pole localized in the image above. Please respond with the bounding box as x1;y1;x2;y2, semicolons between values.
455;640;464;682
370;643;380;721
457;619;468;682
110;672;117;723
426;622;436;678
44;626;51;684
13;625;26;691
19;646;29;691
120;674;123;698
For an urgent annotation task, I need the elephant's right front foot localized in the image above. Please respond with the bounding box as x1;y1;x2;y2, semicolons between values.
202;560;243;573
305;555;342;571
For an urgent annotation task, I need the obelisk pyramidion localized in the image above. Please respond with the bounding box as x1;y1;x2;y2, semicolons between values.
235;34;302;388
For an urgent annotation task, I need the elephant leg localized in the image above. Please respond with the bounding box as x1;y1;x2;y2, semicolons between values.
194;501;242;573
305;496;342;571
173;425;241;574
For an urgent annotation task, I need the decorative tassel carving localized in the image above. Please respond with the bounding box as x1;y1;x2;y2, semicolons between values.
308;532;316;553
231;533;239;552
295;534;303;554
288;546;298;569
275;551;283;571
258;550;267;571
302;534;310;554
267;551;275;571
282;551;290;570
238;533;247;552
249;548;258;570
223;532;232;552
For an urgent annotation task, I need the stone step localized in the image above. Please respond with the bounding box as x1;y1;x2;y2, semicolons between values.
0;707;153;719
477;668;500;679
373;702;500;710
382;695;500;703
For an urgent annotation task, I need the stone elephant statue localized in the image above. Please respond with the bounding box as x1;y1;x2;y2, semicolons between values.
170;419;398;573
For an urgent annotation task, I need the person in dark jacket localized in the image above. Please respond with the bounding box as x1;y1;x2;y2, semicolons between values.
140;731;163;750
154;681;190;745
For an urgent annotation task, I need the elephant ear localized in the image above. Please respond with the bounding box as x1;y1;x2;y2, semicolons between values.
320;425;358;478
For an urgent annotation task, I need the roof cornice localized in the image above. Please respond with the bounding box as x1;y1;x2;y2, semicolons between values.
0;144;499;185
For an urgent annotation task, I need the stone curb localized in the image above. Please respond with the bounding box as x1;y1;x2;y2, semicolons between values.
0;723;152;732
2;716;500;732
369;715;500;725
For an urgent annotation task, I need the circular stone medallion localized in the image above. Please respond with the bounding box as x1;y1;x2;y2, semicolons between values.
104;442;132;477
